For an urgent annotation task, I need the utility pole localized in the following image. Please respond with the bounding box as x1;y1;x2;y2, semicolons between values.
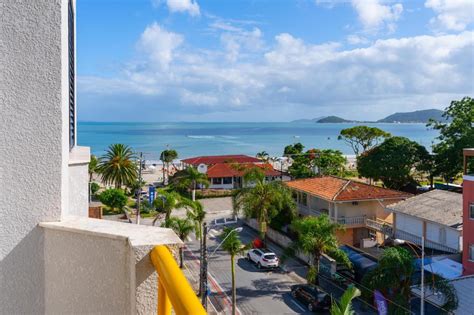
136;152;143;225
200;222;208;310
421;236;425;315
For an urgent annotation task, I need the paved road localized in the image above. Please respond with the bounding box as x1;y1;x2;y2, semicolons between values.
184;222;315;315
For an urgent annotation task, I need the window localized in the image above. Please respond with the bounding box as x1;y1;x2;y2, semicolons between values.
223;177;232;184
470;203;474;219
470;245;474;261
301;193;307;206
68;0;75;150
212;178;222;185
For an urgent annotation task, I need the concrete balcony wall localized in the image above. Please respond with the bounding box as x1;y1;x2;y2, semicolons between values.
67;146;91;217
40;217;182;314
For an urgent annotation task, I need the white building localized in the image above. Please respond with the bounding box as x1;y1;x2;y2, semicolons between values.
386;190;463;253
0;1;198;314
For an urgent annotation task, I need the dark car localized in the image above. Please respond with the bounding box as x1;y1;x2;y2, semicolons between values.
290;284;331;312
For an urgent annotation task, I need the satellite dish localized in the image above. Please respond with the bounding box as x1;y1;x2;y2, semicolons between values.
197;163;208;174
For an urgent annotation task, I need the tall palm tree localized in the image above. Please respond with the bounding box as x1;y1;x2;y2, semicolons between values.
152;191;194;225
164;217;195;268
160;149;178;185
186;200;206;241
221;227;246;315
330;286;361;315
89;154;98;182
171;166;209;201
289;215;351;284
97;144;137;189
233;167;295;243
256;151;269;162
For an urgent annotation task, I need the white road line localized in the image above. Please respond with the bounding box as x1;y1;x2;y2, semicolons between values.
291;299;307;312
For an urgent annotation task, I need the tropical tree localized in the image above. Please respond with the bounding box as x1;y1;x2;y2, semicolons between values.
164;217;195;268
330;286;361;315
288;215;351;284
97;144;137;189
428;97;474;182
221;227;246;315
284;142;304;156
256;151;270;162
89;154;98;182
160;149;178;184
152;190;194;225
288;148;346;178
171;166;209;201
357;137;430;190
98;188;128;214
233;167;296;243
338;126;391;156
186;200;206;241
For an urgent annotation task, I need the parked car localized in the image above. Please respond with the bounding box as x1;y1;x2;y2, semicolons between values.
247;248;279;269
290;284;331;312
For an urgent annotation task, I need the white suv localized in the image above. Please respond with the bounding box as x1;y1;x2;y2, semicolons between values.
247;248;279;269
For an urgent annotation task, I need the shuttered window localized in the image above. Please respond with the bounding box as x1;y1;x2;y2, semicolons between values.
68;0;75;150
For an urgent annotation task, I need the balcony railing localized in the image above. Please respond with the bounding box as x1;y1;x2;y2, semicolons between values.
150;245;206;315
394;229;459;254
366;218;393;235
337;215;367;226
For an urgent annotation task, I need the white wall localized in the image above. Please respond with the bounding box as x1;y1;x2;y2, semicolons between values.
426;222;461;251
0;0;71;312
396;213;423;237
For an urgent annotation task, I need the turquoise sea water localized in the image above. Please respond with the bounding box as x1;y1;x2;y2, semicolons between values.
78;122;439;160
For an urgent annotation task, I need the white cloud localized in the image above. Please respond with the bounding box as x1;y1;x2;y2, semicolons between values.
425;0;474;31
136;23;183;70
351;0;403;33
80;28;474;121
152;0;200;16
346;34;369;45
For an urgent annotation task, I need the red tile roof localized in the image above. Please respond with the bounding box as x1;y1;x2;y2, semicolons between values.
182;154;261;166
285;176;411;201
206;163;281;178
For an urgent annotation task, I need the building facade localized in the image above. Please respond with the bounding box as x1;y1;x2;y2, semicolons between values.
286;176;410;247
463;149;474;275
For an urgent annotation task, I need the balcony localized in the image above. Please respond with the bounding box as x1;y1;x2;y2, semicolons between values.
366;218;394;235
336;215;368;227
38;216;204;314
394;229;459;254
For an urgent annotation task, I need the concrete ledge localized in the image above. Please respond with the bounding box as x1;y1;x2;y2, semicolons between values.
40;216;182;247
69;146;90;165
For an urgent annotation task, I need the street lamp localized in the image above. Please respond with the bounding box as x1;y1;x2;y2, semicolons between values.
201;225;243;310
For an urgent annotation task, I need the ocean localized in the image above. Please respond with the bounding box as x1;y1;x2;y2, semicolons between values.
78;122;439;160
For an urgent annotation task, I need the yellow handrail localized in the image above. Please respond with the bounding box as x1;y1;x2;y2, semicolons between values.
150;245;207;315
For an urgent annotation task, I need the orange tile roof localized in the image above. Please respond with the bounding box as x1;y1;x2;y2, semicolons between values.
206;163;281;178
285;176;411;201
182;155;261;166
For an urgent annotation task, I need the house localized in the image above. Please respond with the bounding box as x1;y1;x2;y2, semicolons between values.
462;148;474;275
385;190;463;254
1;1;199;313
182;154;282;189
286;176;411;247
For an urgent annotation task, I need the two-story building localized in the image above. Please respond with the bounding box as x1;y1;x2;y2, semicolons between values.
286;176;411;247
463;148;474;275
182;154;281;189
385;189;463;254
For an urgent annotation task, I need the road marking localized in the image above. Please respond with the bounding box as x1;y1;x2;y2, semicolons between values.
291;299;307;312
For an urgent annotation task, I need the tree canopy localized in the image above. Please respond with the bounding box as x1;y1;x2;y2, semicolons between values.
288;148;347;179
338;126;391;156
428;96;474;181
98;188;128;212
357;136;430;190
98;144;137;188
284;143;305;156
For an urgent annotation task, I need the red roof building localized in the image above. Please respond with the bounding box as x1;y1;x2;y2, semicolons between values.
206;163;281;178
181;154;261;166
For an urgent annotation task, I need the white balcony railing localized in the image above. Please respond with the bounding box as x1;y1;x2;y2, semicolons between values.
394;229;459;254
366;218;393;235
337;215;367;226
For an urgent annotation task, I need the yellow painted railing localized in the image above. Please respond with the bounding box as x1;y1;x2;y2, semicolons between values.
150;245;207;315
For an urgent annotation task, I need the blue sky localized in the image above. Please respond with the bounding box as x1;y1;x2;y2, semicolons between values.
77;0;474;122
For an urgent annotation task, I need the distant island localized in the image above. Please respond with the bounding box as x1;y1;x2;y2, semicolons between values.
291;109;444;124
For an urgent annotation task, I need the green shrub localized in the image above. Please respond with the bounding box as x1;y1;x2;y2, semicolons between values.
90;182;100;196
98;189;128;213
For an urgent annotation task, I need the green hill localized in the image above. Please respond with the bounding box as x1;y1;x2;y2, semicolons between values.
316;116;352;123
378;109;444;123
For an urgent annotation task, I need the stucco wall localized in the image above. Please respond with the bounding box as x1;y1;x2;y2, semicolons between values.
67;161;89;217
44;228;132;314
395;213;423;237
0;0;69;313
463;177;474;274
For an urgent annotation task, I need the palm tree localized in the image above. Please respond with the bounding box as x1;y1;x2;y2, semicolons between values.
89;154;98;182
233;167;295;243
97;144;137;189
164;217;195;268
221;227;246;315
186;200;206;241
171;166;209;201
256;151;269;162
160;149;178;185
330;286;361;315
152;191;194;225
289;215;351;284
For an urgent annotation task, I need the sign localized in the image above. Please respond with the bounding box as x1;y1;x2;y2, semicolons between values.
148;186;156;204
374;290;388;315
